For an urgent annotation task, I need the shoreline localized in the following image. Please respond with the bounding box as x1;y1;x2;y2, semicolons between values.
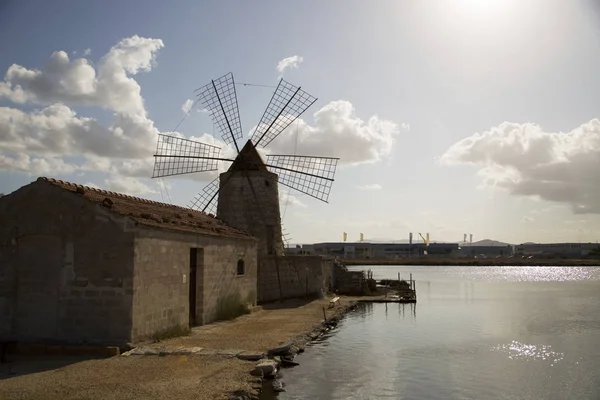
340;258;600;266
0;296;368;400
255;300;360;399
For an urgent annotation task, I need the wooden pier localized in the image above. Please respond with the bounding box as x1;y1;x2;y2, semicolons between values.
357;272;417;303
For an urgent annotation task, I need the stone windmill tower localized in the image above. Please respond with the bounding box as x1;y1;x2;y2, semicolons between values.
152;73;339;256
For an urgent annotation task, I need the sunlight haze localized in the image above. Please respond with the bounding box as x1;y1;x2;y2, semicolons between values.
1;0;599;245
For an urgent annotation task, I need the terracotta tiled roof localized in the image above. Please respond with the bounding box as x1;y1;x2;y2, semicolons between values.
36;177;255;240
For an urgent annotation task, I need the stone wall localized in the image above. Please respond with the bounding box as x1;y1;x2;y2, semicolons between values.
217;170;284;257
0;180;259;347
257;256;333;303
333;262;366;295
0;181;135;346
132;228;257;343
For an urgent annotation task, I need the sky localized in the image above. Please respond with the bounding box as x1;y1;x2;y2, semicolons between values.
1;0;600;245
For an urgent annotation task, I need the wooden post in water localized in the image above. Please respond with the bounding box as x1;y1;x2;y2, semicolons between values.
322;307;327;321
414;279;417;298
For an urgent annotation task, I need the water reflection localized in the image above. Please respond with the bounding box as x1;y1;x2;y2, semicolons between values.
277;267;600;400
492;340;564;366
354;302;417;322
398;302;416;320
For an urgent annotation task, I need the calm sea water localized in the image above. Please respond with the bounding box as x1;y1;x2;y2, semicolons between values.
274;266;600;400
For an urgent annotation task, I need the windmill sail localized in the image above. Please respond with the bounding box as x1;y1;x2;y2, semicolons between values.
265;154;338;202
188;177;220;215
195;72;243;151
251;79;317;149
152;134;221;178
154;72;338;227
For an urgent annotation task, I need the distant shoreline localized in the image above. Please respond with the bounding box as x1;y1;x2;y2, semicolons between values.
340;258;600;266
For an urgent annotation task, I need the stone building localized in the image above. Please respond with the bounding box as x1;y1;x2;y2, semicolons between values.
214;142;335;302
0;177;257;347
217;141;284;257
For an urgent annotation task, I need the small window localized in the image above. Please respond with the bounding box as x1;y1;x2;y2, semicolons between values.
237;259;245;276
265;180;270;187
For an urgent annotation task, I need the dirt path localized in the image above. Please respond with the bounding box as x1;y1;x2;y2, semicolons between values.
0;296;361;400
1;355;258;400
154;297;343;353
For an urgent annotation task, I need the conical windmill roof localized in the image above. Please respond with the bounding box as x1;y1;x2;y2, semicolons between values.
227;140;268;172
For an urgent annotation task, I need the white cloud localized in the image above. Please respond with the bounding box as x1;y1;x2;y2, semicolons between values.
0;35;164;116
83;181;100;189
0;35;166;192
181;98;194;115
276;55;303;74
0;104;156;159
0;153;78;175
280;191;306;208
357;183;382;190
0;36;406;202
264;100;405;165
104;176;156;196
441;120;600;213
83;48;91;56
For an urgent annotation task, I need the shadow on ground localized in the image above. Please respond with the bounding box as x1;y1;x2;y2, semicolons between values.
259;297;320;310
0;355;99;380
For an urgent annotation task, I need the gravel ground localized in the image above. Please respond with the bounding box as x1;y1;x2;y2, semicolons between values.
0;355;258;400
156;297;340;352
0;296;356;400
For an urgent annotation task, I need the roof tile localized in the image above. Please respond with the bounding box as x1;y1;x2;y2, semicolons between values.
36;177;254;240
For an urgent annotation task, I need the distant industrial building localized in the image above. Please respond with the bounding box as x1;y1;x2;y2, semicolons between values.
287;240;599;259
286;242;460;258
515;242;600;258
459;244;514;258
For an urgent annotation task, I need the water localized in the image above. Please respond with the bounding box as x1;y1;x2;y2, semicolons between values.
274;266;600;400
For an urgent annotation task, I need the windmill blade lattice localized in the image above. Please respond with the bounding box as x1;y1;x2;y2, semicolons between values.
188;177;220;215
266;155;339;202
195;72;243;151
252;79;317;149
153;134;221;178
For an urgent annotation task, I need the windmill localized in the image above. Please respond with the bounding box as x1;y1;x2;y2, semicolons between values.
152;72;339;256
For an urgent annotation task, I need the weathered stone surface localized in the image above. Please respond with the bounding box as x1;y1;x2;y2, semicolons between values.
281;358;300;368
0;177;258;347
272;379;286;392
122;346;206;356
258;256;333;303
267;341;298;357
188;347;205;354
218;169;284;257
251;360;278;378
124;346;159;356
237;352;265;361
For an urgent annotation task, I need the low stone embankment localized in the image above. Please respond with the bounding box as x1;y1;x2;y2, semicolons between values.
121;299;358;399
0;297;360;400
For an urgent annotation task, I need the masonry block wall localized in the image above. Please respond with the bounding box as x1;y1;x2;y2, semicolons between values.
201;239;257;324
217;170;284;257
257;256;332;303
132;228;257;342
0;182;134;345
333;263;365;294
